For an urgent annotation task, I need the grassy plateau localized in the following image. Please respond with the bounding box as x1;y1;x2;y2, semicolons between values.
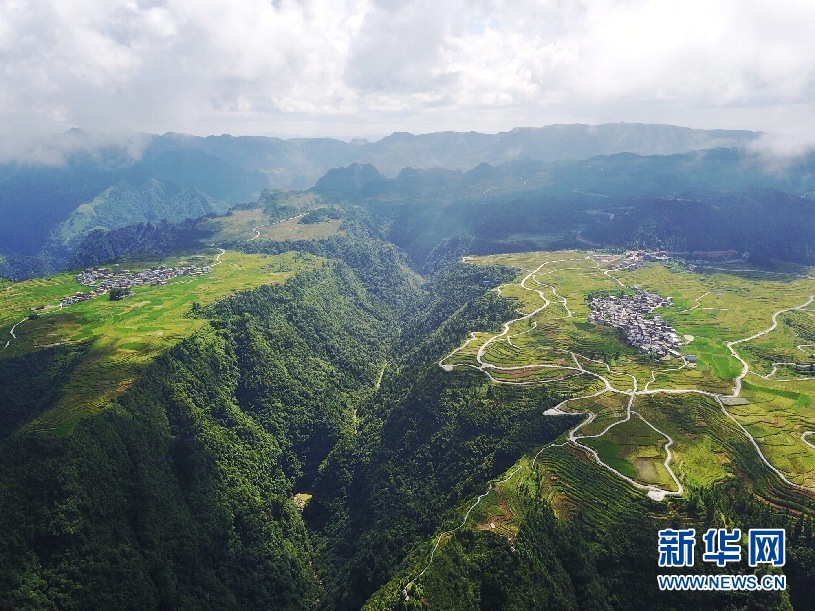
0;250;322;435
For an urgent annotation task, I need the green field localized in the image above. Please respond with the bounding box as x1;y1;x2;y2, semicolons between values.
442;250;815;498
395;250;815;598
0;250;322;435
201;204;343;243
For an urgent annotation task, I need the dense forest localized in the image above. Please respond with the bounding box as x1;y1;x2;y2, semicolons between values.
0;260;395;607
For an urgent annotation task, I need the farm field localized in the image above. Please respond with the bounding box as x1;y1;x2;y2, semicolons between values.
441;250;815;500
0;250;322;435
400;249;815;595
202;205;343;243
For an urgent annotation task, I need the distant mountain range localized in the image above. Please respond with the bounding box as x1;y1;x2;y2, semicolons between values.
313;148;815;271
315;147;815;201
149;123;760;188
0;123;758;256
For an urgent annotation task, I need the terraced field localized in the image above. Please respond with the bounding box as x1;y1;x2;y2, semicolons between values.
0;250;322;435
445;250;815;491
404;250;815;594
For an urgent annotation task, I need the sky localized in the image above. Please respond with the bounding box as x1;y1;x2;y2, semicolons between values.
1;0;814;154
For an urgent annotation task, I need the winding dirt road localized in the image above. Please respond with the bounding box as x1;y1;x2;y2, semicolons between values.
2;317;27;351
247;214;306;241
410;256;815;593
437;257;815;510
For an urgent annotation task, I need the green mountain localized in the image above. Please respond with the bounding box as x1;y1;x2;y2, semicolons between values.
0;259;394;607
2;212;815;609
314;150;815;271
52;178;230;251
3;131;815;609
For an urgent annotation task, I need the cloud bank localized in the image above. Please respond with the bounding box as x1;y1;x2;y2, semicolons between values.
1;0;814;156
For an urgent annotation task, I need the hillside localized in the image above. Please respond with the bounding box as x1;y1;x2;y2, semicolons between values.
364;251;815;609
0;249;322;435
314;150;815;272
0;256;400;607
51;178;230;251
3;135;815;608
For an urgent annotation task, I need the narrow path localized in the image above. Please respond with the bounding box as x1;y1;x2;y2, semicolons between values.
473;258;583;369
603;267;626;288
644;360;688;391
247;214;307;241
713;394;814;492
375;361;386;390
440;332;480;371
2;317;28;351
726;294;815;396
545;284;572;317
506;321;537;347
403;463;524;599
753;362;815;380
682;292;709;312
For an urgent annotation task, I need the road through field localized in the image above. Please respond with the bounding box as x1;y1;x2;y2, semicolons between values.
444;256;815;496
248;214;306;241
726;294;815;395
410;254;815;595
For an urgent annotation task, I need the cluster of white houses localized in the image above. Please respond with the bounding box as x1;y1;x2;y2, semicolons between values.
589;250;669;271
61;265;211;307
588;289;683;357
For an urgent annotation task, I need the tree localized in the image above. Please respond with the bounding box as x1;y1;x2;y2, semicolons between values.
109;287;131;301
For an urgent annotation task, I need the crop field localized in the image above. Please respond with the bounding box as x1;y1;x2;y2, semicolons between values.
402;249;815;595
582;409;675;488
261;216;342;241
0;250;322;435
203;206;343;243
203;208;266;241
372;250;815;598
441;250;815;504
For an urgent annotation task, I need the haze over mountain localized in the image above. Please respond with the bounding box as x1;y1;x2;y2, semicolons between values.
0;123;759;259
12;122;761;178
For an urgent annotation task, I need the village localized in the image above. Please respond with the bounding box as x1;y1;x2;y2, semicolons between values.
588;289;683;357
60;264;211;307
590;249;745;271
589;250;671;271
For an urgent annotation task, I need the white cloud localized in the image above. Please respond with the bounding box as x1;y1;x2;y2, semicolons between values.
0;0;814;156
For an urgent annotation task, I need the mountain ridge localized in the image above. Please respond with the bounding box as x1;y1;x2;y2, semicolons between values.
0;124;771;276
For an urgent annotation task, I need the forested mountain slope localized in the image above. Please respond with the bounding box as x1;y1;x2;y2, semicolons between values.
315;150;815;271
0;261;396;607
